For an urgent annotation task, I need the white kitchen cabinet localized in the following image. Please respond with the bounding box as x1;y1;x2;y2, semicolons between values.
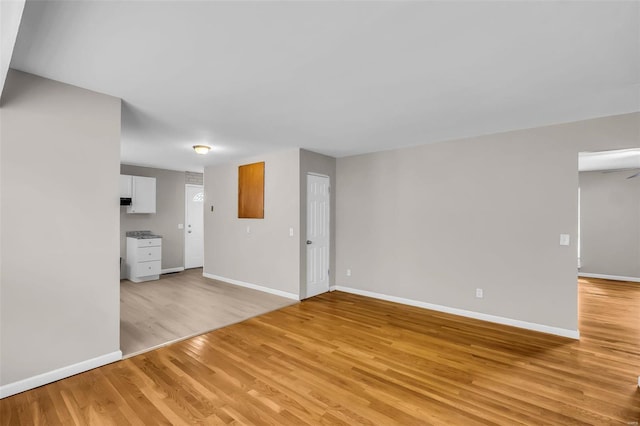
126;237;162;282
119;175;132;198
127;176;156;214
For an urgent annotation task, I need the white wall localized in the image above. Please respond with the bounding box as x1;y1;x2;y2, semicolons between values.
579;170;640;279
336;113;639;335
0;0;25;97
0;70;121;395
203;149;300;298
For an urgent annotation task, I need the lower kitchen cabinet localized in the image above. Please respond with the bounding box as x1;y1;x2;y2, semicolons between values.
126;237;162;282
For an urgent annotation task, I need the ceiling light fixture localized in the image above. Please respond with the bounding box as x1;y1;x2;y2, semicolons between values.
193;145;211;155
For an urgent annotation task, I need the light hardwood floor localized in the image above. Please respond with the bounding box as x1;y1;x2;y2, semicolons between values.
1;277;639;424
120;268;296;356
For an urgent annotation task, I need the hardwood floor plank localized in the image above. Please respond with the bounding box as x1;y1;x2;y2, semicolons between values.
106;366;171;425
1;277;639;424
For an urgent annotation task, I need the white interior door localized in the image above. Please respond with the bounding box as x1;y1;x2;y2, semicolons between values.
306;174;330;298
185;184;204;269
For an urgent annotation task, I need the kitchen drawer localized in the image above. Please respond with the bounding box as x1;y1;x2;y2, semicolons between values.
136;238;161;248
137;246;161;262
134;260;161;277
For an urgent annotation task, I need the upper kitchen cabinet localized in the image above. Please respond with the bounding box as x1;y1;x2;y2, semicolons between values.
119;175;133;198
125;175;156;214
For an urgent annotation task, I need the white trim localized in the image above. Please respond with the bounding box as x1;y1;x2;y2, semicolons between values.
578;273;640;283
333;285;580;340
203;273;299;300
0;350;122;399
161;266;185;274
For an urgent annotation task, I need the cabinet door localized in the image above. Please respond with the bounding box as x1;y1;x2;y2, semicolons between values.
127;176;156;213
119;175;132;198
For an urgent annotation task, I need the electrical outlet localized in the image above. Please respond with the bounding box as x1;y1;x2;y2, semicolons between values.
289;227;294;237
475;288;484;299
346;269;352;277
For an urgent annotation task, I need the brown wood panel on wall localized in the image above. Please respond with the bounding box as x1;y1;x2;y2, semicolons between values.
238;161;265;218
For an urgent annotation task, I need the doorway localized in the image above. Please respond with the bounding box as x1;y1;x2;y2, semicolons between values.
306;174;330;298
578;148;640;281
185;184;204;269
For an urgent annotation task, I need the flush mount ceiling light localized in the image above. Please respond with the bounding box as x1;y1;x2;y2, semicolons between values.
193;145;211;155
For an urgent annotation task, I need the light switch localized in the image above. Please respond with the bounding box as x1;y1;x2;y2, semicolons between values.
560;234;570;246
246;226;251;234
178;224;184;229
289;227;294;237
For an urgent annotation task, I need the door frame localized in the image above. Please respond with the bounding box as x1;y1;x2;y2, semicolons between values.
304;172;331;299
184;183;204;269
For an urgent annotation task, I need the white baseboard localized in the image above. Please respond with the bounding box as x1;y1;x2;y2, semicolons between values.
332;285;580;340
203;273;299;300
578;273;640;283
0;350;122;399
161;267;185;274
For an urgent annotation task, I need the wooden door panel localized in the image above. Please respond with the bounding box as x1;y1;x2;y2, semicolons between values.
238;162;264;219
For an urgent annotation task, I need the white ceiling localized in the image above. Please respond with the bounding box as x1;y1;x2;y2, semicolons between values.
9;1;640;172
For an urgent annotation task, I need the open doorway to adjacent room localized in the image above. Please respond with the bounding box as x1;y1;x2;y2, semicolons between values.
119;168;295;358
577;148;640;282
